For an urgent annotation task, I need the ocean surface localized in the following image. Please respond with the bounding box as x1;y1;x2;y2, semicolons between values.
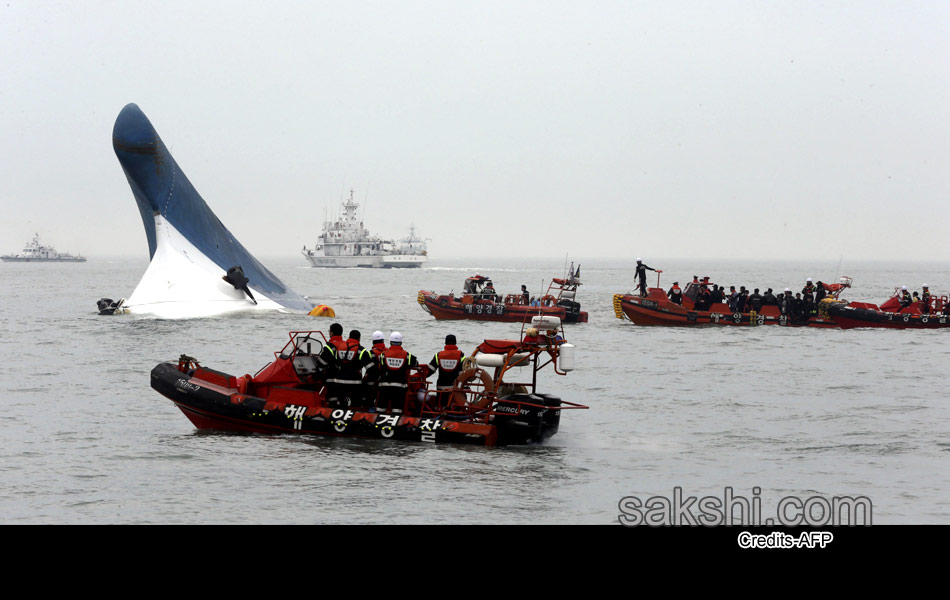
1;256;948;524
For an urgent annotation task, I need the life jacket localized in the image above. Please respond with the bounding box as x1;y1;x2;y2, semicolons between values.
379;345;413;387
334;338;369;384
326;335;346;355
432;345;465;388
371;341;386;357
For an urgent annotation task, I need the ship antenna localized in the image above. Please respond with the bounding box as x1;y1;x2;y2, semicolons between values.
362;182;370;224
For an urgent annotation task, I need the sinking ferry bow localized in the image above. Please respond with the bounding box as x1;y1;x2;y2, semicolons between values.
109;103;314;318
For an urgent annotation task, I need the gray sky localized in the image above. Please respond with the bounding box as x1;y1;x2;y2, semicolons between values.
2;1;948;261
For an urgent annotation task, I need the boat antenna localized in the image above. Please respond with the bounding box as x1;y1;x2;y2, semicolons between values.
362;182;369;224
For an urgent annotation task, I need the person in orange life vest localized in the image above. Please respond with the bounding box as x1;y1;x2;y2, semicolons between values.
375;332;418;414
667;282;682;305
426;334;467;395
921;285;932;314
363;330;387;404
329;330;375;409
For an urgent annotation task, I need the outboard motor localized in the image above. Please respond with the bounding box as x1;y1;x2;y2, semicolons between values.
493;393;546;444
96;297;124;315
222;265;257;304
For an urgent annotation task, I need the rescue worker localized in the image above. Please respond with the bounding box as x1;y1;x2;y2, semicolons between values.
749;288;763;312
762;288;777;306
921;285;932;314
363;330;387;404
815;281;826;309
899;286;913;309
521;285;530;305
694;286;711;311
331;330;375;409
369;330;387;358
802;279;815;308
727;286;738;312
426;334;467;407
792;292;805;322
316;323;347;406
375;332;418;414
709;285;725;306
736;286;749;313
483;280;496;301
634;258;656;296
779;289;793;316
667;282;683;305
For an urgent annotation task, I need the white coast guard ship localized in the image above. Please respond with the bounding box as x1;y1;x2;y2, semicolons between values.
1;233;86;262
301;190;428;268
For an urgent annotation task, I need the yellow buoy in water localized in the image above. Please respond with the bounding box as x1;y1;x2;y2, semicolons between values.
308;304;336;318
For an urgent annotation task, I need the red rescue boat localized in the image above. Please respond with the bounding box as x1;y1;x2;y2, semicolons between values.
613;275;852;327
826;288;950;329
418;263;588;323
151;322;587;447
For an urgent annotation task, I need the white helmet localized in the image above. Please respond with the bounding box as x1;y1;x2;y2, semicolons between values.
784;288;791;292
923;284;929;288
807;278;812;282
390;331;403;343
636;257;642;262
901;285;908;291
372;330;384;342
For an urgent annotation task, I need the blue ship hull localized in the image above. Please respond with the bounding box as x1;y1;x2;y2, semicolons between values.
112;104;312;315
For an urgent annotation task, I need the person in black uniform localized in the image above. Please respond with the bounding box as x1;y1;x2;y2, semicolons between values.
331;330;375;409
521;285;530;304
316;322;346;403
750;288;763;312
667;282;683;305
634;258;656;296
814;281;826;311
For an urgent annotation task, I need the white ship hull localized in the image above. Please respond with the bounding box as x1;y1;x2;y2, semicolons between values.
302;251;426;268
1;256;86;263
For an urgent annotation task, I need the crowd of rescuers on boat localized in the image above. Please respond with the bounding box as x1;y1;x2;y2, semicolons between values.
635;259;947;318
462;278;548;307
310;322;563;414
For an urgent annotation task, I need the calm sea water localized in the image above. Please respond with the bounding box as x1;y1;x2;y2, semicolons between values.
1;256;948;524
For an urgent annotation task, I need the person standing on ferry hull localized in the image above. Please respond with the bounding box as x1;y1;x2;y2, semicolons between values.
376;332;418;414
634;258;656;296
427;334;467;407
